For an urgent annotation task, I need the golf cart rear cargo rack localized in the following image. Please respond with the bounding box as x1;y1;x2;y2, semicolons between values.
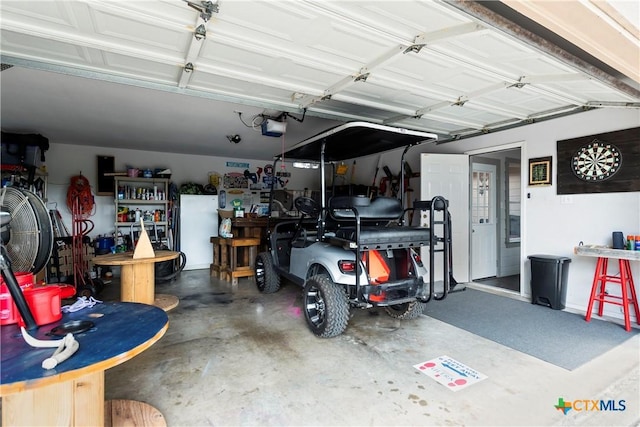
325;195;451;302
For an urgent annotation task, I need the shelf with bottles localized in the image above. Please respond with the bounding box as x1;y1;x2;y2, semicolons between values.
117;199;169;204
114;177;171;234
117;204;169;223
115;177;169;202
116;221;169;228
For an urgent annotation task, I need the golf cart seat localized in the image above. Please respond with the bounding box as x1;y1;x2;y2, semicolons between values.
329;196;403;221
327;196;432;250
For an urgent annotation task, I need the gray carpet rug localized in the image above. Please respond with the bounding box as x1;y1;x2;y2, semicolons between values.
423;288;639;370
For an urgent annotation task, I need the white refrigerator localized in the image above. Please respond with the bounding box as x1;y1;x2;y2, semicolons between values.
179;194;218;270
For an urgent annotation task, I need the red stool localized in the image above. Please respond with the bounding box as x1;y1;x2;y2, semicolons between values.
585;257;640;331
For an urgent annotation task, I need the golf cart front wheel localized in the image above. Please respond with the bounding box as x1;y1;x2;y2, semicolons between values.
255;252;280;293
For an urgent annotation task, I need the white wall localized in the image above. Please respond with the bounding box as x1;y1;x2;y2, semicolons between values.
45;144;319;238
424;108;639;322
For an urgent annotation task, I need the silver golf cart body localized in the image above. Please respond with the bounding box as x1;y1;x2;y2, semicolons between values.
256;122;454;337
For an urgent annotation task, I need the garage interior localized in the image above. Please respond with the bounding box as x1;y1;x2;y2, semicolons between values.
1;0;639;426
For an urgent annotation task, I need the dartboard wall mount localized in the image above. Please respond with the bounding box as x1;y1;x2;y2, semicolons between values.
558;127;639;195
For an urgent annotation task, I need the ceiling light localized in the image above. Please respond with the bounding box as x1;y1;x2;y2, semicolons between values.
227;134;241;144
293;162;319;169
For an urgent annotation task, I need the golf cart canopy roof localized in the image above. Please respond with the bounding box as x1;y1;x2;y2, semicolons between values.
276;122;438;163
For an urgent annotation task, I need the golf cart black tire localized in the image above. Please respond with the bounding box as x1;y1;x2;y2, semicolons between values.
384;301;426;320
255;252;280;293
303;275;349;338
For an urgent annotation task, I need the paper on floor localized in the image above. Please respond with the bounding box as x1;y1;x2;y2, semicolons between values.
414;355;487;391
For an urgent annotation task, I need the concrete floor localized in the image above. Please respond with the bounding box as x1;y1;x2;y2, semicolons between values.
101;269;640;427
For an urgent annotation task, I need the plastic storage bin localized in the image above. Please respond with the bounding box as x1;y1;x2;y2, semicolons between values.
528;255;571;310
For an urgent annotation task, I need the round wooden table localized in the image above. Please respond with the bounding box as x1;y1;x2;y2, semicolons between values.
0;302;168;426
93;250;179;311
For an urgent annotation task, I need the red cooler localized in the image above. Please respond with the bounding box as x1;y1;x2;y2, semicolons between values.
0;272;35;326
18;286;62;327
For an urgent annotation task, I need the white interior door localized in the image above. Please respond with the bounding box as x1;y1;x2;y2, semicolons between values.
420;153;469;283
471;163;497;280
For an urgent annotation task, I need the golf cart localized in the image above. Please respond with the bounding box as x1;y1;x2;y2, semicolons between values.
255;122;454;337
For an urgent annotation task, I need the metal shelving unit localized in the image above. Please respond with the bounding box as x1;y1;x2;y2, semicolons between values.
114;176;170;249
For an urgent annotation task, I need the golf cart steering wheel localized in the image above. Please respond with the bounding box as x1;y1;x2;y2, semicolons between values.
294;196;320;217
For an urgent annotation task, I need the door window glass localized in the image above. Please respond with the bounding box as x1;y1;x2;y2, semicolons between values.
472;171;492;225
505;157;521;244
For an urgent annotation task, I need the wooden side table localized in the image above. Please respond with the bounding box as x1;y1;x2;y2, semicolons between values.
210;236;260;286
210;236;227;278
93;250;180;311
231;216;269;252
1;302;168;426
230;217;268;239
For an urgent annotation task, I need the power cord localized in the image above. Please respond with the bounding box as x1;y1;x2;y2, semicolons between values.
235;109;307;130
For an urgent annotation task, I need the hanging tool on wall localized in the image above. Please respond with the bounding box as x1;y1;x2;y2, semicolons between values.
349;160;356;183
378;177;388;196
369;155;382;199
334;161;349;186
403;161;415;180
403;162;412;224
349;160;356;195
382;165;400;198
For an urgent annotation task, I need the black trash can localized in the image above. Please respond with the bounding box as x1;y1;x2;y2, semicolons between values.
528;255;571;310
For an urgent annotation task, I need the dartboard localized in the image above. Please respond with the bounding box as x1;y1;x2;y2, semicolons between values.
572;140;621;182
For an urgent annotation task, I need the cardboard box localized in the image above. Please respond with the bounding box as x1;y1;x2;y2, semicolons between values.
218;209;234;219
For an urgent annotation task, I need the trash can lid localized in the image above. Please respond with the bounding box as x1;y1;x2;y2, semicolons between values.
528;254;572;263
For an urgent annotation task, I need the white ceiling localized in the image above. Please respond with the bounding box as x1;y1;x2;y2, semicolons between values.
1;0;639;160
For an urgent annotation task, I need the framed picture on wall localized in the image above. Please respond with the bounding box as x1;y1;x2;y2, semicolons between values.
528;156;552;186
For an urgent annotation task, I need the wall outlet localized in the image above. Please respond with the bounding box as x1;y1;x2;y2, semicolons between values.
560;195;573;204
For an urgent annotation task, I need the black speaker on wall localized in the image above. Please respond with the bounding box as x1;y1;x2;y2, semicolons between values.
97;155;115;195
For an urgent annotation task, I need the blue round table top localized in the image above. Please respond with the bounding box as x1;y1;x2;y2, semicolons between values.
1;301;168;394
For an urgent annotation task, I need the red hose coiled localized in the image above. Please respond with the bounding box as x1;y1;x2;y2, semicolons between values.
66;175;95;217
